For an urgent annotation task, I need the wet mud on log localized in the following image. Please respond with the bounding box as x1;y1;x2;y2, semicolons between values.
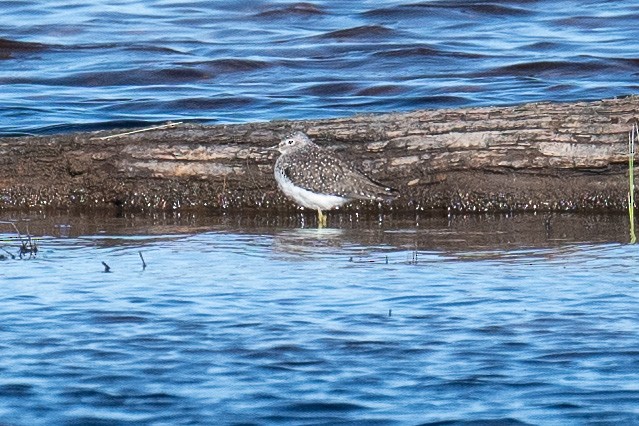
0;96;638;214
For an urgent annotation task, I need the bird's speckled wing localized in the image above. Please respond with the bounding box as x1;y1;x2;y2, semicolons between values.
277;144;397;201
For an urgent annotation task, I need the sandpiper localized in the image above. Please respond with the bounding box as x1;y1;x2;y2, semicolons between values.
273;131;398;226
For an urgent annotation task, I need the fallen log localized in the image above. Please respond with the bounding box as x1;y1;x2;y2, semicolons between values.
1;96;638;214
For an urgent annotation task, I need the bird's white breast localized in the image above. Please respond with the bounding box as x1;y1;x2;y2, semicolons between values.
275;168;349;210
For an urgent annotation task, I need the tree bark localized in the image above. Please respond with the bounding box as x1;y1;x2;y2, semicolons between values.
1;96;638;213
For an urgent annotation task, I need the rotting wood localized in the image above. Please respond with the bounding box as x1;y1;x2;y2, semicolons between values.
0;96;638;214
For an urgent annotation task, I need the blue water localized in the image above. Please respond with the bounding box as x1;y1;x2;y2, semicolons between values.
1;1;639;135
1;213;639;424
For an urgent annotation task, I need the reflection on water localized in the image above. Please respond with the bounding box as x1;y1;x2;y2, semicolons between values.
273;228;348;257
0;209;631;251
1;211;638;424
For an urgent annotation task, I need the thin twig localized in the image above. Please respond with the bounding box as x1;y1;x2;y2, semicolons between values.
0;221;22;238
102;261;111;273
1;221;37;258
93;122;183;140
139;251;147;270
1;247;15;260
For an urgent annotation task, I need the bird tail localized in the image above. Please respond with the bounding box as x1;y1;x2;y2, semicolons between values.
350;179;399;202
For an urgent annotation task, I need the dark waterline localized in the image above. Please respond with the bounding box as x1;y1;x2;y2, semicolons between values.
1;1;639;136
1;211;639;424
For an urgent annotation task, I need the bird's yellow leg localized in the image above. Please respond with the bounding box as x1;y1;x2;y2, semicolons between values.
317;209;326;228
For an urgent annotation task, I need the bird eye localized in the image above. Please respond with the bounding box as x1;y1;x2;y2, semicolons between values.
287;139;294;145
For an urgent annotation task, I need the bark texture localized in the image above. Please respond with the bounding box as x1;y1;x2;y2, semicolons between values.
1;96;638;213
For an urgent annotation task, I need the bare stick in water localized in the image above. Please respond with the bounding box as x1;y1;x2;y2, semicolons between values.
1;247;15;260
139;251;147;270
102;261;111;273
2;221;38;259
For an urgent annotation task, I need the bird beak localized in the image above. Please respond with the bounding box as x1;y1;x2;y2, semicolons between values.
267;144;279;151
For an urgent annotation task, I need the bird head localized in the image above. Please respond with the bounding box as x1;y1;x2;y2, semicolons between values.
276;131;312;154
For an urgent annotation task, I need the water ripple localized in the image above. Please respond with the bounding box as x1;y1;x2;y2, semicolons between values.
2;1;638;134
256;2;327;18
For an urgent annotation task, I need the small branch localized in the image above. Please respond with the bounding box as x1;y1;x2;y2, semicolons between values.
101;261;111;273
0;221;22;238
139;251;147;270
2;221;37;259
1;247;15;260
93;121;183;140
19;235;37;259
